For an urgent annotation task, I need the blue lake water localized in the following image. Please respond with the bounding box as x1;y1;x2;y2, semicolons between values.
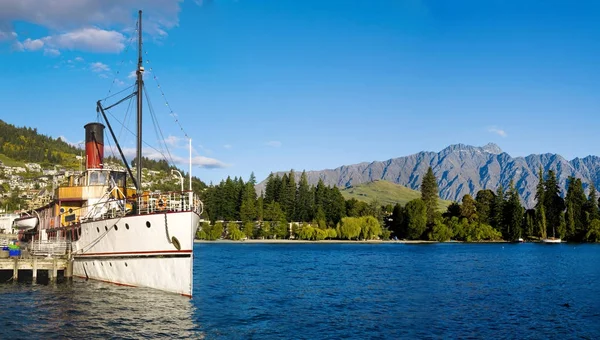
1;243;599;339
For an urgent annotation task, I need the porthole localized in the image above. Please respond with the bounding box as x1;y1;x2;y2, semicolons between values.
125;263;128;267
125;223;130;230
114;225;118;231
109;263;112;267
60;208;65;213
105;226;108;231
146;221;151;228
68;208;73;213
96;227;100;233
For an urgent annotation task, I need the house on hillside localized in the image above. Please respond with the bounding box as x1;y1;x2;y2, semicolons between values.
25;163;42;172
43;169;58;176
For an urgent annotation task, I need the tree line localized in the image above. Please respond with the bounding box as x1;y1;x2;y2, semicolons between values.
198;167;600;242
198;170;393;240
387;167;600;242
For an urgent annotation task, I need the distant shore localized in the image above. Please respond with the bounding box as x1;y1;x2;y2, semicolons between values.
193;239;519;244
195;239;438;244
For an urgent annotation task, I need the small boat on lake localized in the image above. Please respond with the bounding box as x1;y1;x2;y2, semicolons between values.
541;237;562;244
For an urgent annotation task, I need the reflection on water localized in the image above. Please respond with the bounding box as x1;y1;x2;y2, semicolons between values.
0;278;202;339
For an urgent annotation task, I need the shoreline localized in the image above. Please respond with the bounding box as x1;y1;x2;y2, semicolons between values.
193;239;511;244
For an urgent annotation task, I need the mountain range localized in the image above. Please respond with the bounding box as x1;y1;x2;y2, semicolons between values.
258;143;600;208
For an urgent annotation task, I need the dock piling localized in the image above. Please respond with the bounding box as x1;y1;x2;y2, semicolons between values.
12;258;18;281
32;258;37;283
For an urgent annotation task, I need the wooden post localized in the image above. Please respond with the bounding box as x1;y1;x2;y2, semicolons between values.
32;258;37;283
12;258;18;281
51;259;58;282
65;259;73;279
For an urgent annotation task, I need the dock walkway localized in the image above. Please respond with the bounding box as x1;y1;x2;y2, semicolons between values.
0;257;72;282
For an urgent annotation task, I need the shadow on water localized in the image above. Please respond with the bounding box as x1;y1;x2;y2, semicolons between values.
0;276;203;339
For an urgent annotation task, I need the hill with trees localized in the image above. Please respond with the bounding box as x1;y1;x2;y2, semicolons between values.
0;119;80;168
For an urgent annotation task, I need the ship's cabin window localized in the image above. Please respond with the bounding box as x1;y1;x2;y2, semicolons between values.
110;171;126;187
88;170;109;186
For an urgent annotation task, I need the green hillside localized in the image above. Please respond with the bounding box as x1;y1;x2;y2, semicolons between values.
0;119;80;168
341;180;452;210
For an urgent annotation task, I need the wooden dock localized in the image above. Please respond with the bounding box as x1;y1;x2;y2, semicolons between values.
0;257;72;282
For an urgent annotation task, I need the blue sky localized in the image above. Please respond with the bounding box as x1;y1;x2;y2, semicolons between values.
0;0;599;184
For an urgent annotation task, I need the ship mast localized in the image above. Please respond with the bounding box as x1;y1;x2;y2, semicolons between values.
136;10;144;193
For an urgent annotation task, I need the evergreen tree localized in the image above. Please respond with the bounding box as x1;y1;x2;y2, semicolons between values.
239;173;257;222
327;186;347;226
565;176;586;240
295;171;314;222
586;183;599;221
491;185;505;231
544;170;565;238
389;203;405;238
282;170;296;219
537;205;547;239
256;195;264;221
534;167;546;239
502;180;524;241
475;189;495;225
405;199;427;240
460;194;477;223
523;209;536;238
420;166;439;225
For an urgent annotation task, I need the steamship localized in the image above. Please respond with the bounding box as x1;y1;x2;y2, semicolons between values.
24;11;201;297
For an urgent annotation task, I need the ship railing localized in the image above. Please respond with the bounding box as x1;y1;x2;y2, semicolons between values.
30;239;69;257
137;191;201;215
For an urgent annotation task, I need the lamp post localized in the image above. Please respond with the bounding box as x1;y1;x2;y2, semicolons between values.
171;169;184;192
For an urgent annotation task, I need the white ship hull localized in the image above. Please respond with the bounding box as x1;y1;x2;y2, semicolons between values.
72;211;200;297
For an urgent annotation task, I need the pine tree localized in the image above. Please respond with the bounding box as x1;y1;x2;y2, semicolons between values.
534;167;546;239
460;194;477;223
544;170;565;238
475;189;495;225
587;183;599;221
502;180;524;241
239;172;257;222
420;166;439;225
491;185;505;231
295;170;314;222
564;177;586;240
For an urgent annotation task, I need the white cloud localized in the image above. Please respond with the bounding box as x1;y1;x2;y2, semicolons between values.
164;135;182;147
14;38;44;51
13;28;125;54
488;127;507;138
90;61;110;72
0;30;17;41
191;156;228;169
106;145;227;169
0;1;182;34
265;141;282;148
1;1;183;54
47;28;125;53
223;144;232;149
74;56;84;62
44;48;60;57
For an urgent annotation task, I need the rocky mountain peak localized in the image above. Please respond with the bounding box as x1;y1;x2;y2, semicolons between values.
258;143;600;209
